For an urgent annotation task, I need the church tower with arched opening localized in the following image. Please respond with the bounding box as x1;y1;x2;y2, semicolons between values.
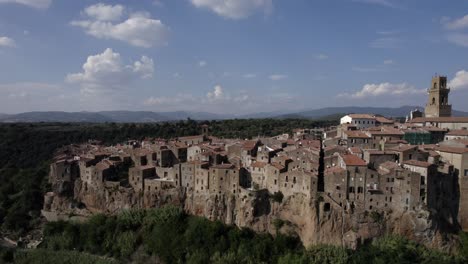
425;75;452;118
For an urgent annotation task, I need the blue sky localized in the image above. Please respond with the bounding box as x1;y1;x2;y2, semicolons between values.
0;0;468;114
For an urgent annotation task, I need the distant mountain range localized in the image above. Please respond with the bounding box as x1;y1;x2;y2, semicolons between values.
1;106;467;123
276;106;468;119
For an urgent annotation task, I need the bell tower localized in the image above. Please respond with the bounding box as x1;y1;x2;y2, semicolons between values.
425;75;452;118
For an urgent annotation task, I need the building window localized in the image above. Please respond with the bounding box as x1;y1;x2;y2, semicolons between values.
464;170;468;176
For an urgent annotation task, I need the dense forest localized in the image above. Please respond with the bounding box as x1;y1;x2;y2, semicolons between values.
1;119;468;263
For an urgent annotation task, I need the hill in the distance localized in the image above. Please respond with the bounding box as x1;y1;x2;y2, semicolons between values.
1;106;467;122
0;111;231;123
276;106;468;119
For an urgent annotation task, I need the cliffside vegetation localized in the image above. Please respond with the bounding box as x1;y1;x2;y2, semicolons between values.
1;206;463;263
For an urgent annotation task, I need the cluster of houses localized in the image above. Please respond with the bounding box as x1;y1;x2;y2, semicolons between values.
47;76;468;231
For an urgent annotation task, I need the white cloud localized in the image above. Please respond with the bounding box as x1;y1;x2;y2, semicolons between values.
316;54;328;60
383;59;394;65
0;36;15;47
0;82;60;91
447;33;468;47
441;15;468;48
0;82;65;112
352;0;395;8
199;60;207;67
449;70;468;90
243;73;256;78
144;94;196;106
206;85;225;101
72;5;169;48
153;0;164;7
269;74;287;81
352;66;382;72
0;0;51;9
66;48;154;94
369;37;401;48
339;82;425;99
144;85;249;108
84;3;124;21
190;0;273;19
443;14;468;30
377;30;399;35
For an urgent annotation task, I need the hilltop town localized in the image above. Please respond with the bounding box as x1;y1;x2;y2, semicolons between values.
43;76;468;249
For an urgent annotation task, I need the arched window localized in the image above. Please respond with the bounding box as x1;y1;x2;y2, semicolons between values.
432;97;435;105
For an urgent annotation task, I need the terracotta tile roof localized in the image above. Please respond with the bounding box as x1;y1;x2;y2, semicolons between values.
365;150;385;155
344;130;371;138
133;149;153;156
375;116;394;124
280;155;293;161
378;161;404;175
455;139;468;146
325;166;346;174
242;140;258;150
270;162;285;170
135;165;156;171
96;161;111;171
367;127;404;136
420;126;448;132
379;161;400;170
341;154;367;166
188;160;209;166
251;161;267;168
171;142;188;148
347;114;375;119
324;145;343;152
409;117;468;123
349;147;362;154
178;135;205;140
436;146;468;154
211;163;235;169
298;140;321;149
403;160;432;168
387;145;417;152
447;129;468;136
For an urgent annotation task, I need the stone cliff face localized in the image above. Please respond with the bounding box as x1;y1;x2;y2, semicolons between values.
43;180;456;251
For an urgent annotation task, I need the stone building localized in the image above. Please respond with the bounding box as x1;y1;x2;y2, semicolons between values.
342;130;372;149
340;114;376;129
445;129;468;141
425;76;452;118
129;165;156;192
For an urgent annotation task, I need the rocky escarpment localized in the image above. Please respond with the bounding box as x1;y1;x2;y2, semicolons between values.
42;180;457;251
